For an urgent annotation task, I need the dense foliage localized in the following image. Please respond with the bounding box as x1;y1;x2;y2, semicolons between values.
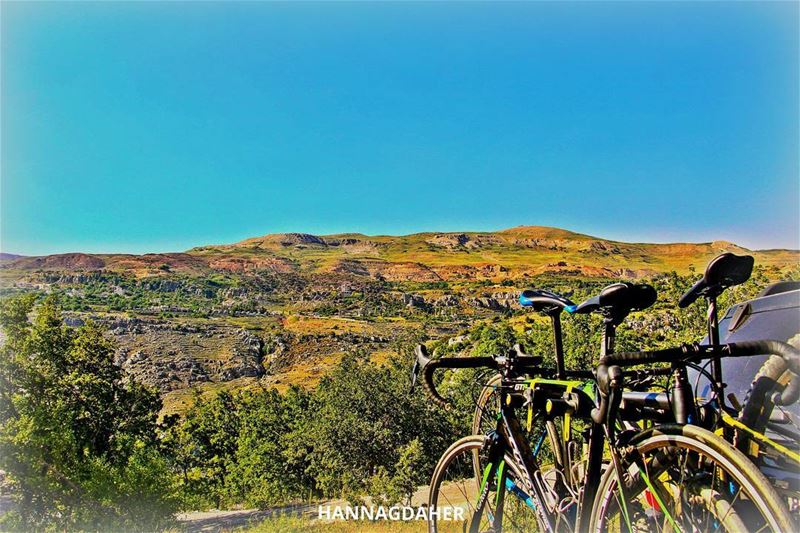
0;265;795;529
0;295;177;531
162;349;458;509
0;295;462;526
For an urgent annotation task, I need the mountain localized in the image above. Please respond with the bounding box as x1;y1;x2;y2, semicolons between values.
2;226;797;280
0;253;24;261
2;226;796;414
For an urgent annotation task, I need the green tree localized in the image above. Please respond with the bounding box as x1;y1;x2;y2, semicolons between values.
0;295;176;531
165;390;240;509
389;438;425;505
228;387;312;508
302;351;455;498
470;323;516;356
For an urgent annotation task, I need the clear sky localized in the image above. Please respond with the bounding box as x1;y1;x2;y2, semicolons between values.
1;1;798;256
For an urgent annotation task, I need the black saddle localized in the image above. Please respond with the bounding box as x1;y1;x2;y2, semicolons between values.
519;289;576;316
575;282;657;325
678;253;754;308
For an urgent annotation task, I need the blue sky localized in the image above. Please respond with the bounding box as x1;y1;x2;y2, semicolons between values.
1;1;798;255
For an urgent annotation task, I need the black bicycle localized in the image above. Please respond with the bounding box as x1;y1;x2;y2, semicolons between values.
414;282;798;532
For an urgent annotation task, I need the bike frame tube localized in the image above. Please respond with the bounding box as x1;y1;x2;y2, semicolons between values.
602;321;616;358
494;378;610;533
575;418;607;532
573;319;627;531
498;385;556;532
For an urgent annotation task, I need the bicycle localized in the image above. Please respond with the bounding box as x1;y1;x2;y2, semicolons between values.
470;290;593;504
414;280;798;532
554;270;799;531
476;255;800;515
677;253;800;510
470;284;666;516
586;338;798;532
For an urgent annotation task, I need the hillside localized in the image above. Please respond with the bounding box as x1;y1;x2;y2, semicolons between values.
201;225;795;279
1;226;797;414
3;226;797;280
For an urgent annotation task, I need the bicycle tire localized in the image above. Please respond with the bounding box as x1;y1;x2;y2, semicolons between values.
736;354;793;452
428;434;542;533
588;423;793;532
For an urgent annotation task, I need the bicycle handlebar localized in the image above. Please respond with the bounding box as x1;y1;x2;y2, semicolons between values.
414;345;496;408
415;339;800;418
413;344;543;409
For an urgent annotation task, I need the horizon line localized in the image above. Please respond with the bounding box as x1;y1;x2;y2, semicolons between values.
3;224;800;257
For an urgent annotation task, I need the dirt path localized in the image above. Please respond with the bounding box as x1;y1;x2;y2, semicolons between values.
176;501;332;532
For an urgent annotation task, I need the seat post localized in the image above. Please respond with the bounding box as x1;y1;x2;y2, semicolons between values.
706;294;725;409
550;314;566;380
601;320;616;357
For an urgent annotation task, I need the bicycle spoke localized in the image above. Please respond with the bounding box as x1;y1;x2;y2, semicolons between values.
716;482;743;527
640;454;666;533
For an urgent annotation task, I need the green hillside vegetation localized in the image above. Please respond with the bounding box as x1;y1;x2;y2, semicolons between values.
1;227;797;419
0;227;798;528
1;264;793;529
193;226;798;278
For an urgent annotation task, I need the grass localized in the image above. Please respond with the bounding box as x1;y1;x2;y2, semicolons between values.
160;376;260;415
221;315;283;333
268;351;345;392
283;315;383;336
198;228;800;277
242;515;428;532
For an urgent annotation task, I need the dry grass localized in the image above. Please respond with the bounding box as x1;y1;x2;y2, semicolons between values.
268;351;346;392
282;315;385;336
244;516;429;532
160;376;261;415
198;228;799;277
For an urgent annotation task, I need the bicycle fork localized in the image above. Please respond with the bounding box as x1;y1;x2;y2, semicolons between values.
471;430;506;533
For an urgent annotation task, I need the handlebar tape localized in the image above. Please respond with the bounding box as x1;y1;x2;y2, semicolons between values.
722;341;800;376
775;374;800;407
420;356;498;409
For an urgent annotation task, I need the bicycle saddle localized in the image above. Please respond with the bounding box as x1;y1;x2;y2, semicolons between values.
678;253;754;308
519;289;577;316
575;282;657;325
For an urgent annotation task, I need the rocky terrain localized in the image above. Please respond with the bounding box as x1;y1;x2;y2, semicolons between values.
3;226;797;279
1;226;797;413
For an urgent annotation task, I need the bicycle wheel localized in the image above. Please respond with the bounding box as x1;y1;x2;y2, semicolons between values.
588;423;793;532
428;435;541;533
737;353;798;450
472;374;503;437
